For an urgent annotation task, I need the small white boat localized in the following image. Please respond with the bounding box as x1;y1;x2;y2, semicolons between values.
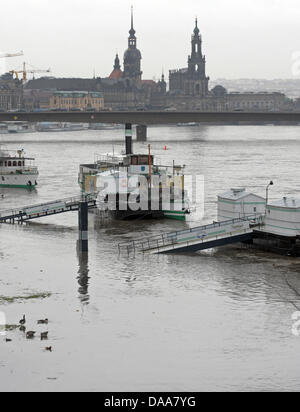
7;122;36;134
36;122;89;132
0;123;8;134
177;122;198;127
0;147;39;189
89;123;123;130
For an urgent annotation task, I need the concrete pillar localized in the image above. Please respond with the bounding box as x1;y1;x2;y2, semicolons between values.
136;125;147;142
78;201;88;253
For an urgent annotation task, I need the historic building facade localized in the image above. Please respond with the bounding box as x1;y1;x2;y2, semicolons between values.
25;9;166;110
24;14;292;112
169;19;209;98
166;20;290;111
0;73;23;111
49;91;104;111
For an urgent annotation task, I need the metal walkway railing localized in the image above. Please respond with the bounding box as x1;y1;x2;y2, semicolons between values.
118;215;265;255
0;193;98;223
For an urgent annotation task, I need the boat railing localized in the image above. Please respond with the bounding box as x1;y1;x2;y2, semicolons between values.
95;153;125;165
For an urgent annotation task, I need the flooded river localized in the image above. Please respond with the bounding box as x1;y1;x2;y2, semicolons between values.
0;125;300;392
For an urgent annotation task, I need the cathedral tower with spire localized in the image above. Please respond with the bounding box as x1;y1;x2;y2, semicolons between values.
123;7;142;85
169;19;209;97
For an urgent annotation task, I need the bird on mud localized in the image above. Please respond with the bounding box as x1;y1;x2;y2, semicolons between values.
37;319;49;325
41;332;49;341
26;331;36;339
45;347;52;352
19;315;26;326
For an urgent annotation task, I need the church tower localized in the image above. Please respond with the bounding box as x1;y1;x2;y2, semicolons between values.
109;54;123;80
114;54;121;71
123;7;142;85
185;19;209;96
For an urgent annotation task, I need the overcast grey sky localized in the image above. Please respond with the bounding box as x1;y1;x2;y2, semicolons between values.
1;0;300;80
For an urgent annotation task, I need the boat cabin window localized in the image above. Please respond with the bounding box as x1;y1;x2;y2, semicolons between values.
18;161;22;167
13;161;17;167
131;155;153;166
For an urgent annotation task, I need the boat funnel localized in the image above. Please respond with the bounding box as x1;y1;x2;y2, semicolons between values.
125;123;133;155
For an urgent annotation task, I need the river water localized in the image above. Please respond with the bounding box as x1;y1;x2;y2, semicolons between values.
0;125;300;392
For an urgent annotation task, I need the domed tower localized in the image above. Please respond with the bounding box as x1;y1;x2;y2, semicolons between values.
123;7;142;85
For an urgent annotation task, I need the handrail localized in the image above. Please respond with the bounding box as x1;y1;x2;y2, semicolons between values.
0;192;98;218
118;214;264;253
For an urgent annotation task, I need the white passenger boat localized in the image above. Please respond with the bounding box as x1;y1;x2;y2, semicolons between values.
0;146;39;189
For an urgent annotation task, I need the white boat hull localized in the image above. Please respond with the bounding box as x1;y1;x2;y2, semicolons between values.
0;173;38;188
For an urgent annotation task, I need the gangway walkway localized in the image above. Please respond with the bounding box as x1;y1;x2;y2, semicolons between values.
118;215;265;255
0;193;97;224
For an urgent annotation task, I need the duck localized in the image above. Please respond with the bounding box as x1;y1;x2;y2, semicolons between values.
19;315;26;325
26;331;36;339
45;346;52;352
19;326;26;333
41;332;49;341
37;319;49;325
5;338;12;343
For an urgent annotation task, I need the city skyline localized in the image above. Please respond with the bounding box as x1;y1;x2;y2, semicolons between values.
0;0;300;80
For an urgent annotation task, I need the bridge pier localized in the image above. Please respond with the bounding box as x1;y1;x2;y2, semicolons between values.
136;125;147;142
78;200;88;253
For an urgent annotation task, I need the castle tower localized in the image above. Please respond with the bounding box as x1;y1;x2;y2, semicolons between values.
123;7;142;85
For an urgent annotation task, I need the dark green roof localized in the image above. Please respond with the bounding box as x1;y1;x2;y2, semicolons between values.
54;91;103;98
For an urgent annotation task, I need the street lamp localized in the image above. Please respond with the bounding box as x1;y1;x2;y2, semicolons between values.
266;181;274;213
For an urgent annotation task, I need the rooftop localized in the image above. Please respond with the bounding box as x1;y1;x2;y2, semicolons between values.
219;188;265;201
109;68;123;81
268;197;300;209
53;91;103;97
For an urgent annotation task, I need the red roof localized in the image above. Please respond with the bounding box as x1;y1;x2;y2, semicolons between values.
142;80;156;86
141;80;157;89
109;69;123;80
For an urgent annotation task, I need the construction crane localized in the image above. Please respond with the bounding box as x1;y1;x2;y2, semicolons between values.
10;62;51;82
0;51;23;59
